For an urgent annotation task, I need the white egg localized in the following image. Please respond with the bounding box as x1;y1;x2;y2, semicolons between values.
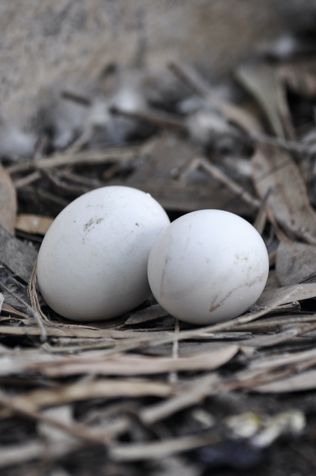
147;210;269;325
37;186;170;321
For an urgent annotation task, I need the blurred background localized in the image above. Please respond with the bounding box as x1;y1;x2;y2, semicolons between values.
2;0;316;117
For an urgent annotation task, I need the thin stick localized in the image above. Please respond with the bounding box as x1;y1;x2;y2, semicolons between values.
61;90;92;107
8;148;139;174
110;106;186;132
14;171;41;189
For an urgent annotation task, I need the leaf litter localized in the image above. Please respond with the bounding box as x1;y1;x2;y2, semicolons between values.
3;30;316;476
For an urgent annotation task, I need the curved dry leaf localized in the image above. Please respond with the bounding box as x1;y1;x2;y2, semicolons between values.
28;345;238;377
276;241;316;285
252;144;316;244
237;63;293;138
0;345;238;377
13;379;172;410
215;101;262;135
0;165;17;234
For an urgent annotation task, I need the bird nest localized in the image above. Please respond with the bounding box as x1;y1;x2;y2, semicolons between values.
1;32;316;476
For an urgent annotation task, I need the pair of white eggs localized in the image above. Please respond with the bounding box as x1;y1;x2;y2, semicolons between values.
37;186;269;325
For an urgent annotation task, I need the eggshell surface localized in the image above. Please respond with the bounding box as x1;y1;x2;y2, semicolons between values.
147;210;269;325
37;186;170;321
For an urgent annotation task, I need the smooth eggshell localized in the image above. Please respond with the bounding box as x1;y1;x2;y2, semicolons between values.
37;186;170;321
147;210;269;325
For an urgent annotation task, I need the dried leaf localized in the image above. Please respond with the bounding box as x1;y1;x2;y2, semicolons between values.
237;63;293;138
12;379;173;409
28;345;238;377
276;241;316;285
114;133;251;214
257;282;316;307
250;347;316;371
39;406;74;443
0;440;77;469
16;214;53;235
1;303;32;319
0;344;237;377
110;432;217;461
0;390;108;445
0;165;17;234
154;457;199;476
240;327;299;348
81;375;220;443
254;369;316;393
121;304;168;327
280;61;316;97
0;442;48;469
0;293;4;314
252;144;316;244
0;224;37;281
